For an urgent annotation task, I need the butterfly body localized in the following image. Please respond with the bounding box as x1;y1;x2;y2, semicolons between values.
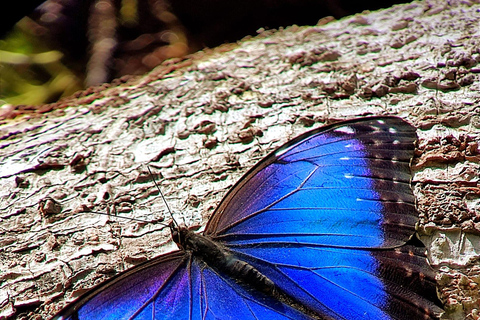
54;117;443;320
171;224;275;294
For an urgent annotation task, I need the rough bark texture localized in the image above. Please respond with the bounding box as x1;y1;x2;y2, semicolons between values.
1;0;480;319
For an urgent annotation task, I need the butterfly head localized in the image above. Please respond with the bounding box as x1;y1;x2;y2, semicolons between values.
169;221;189;250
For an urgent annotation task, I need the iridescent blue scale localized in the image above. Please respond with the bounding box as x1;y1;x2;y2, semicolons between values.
54;117;443;320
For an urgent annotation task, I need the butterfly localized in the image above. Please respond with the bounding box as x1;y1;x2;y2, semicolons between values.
54;116;443;320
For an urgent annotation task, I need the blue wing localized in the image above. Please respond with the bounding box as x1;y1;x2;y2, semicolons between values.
205;117;441;319
207;117;417;247
55;251;312;320
54;117;442;320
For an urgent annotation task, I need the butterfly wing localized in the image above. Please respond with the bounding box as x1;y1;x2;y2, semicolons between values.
55;252;188;320
206;117;416;246
205;117;442;319
55;250;313;320
55;117;442;320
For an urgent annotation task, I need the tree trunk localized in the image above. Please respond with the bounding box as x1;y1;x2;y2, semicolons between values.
1;0;479;319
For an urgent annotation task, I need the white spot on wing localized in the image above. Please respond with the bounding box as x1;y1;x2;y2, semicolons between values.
339;156;350;160
393;140;400;145
334;126;355;135
276;148;288;157
389;127;397;134
344;173;354;178
276;144;296;157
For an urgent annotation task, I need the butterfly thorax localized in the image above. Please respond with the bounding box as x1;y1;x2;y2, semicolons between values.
170;224;275;294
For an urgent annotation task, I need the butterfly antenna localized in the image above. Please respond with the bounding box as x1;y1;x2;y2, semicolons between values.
147;166;178;228
88;210;159;224
79;207;169;227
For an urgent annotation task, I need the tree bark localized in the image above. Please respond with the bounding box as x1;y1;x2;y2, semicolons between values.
1;0;479;319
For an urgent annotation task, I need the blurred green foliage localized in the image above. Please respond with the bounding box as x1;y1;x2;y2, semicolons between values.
0;18;83;106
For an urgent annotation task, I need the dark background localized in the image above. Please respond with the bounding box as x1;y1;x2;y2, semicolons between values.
0;0;411;105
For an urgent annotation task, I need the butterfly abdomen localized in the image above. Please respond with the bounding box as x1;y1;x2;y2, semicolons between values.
176;227;275;293
225;258;275;293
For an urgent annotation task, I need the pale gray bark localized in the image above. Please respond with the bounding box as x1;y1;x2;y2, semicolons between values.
1;0;479;319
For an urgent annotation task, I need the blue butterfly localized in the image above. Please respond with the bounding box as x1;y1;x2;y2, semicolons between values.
54;117;443;320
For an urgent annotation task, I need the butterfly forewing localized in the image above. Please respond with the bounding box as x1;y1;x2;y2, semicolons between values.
206;117;417;248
